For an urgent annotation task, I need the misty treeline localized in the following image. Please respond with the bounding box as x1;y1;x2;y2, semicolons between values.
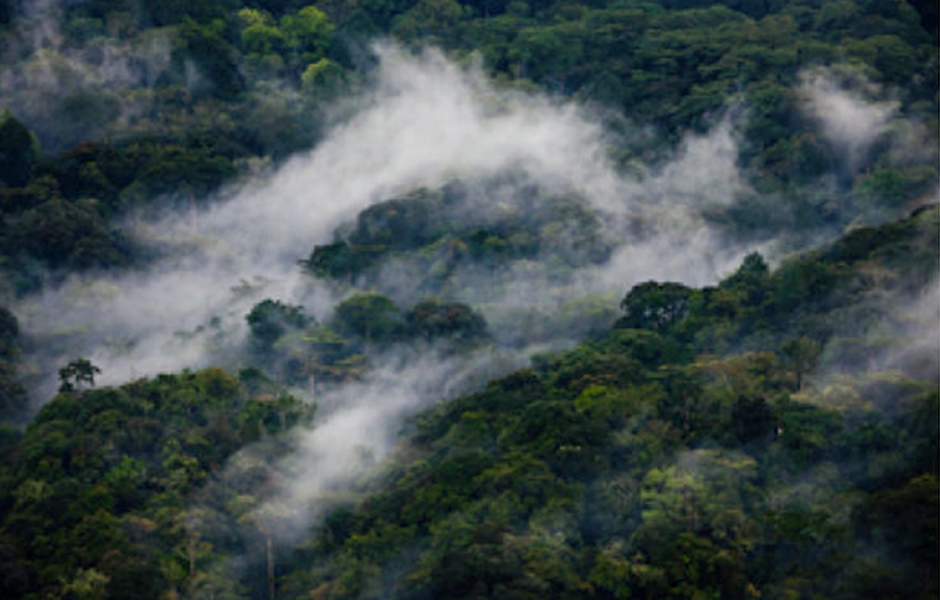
0;0;938;598
0;0;936;290
0;206;936;598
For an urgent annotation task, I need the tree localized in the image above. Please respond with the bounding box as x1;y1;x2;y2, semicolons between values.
391;0;465;46
280;5;335;64
0;0;15;26
240;8;286;56
299;241;370;282
0;307;19;357
0;306;27;418
331;293;402;345
720;251;770;307
170;507;221;589
0;362;28;419
177;19;246;99
730;394;774;444
781;337;822;391
246;299;311;351
618;281;694;333
239;394;315;440
13;197;129;269
237;501;295;600
58;358;102;393
61;568;110;600
0;113;37;189
405;300;488;345
141;0;237;26
511;22;586;91
296;325;365;391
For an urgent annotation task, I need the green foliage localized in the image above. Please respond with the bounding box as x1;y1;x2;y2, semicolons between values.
239;8;285;55
0;305;27;420
281;5;335;59
0;360;28;420
719;251;769;304
134;144;238;199
176;19;247;99
300;187;614;298
239;393;315;441
0;0;15;26
0;113;37;189
0;366;319;599
618;281;694;333
246;298;311;351
0;0;937;597
1;0;935;297
4;196;131;270
142;0;238;26
730;394;774;444
332;293;403;345
300;241;368;281
0;206;936;599
780;336;822;390
268;208;939;599
58;358;102;393
392;0;466;47
405;299;488;346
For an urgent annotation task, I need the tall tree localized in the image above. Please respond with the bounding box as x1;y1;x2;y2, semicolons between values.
0;114;36;189
58;358;102;393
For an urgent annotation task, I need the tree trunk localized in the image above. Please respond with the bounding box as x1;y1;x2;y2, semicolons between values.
267;535;275;600
188;539;196;576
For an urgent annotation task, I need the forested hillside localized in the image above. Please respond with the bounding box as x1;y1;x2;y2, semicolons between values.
1;205;936;599
0;0;937;598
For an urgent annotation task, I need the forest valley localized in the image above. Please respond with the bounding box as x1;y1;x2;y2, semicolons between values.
0;0;937;598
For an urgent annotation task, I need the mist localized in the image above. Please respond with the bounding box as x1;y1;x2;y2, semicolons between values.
798;67;900;174
4;46;772;579
14;44;761;400
0;2;175;151
11;44;936;596
816;275;940;385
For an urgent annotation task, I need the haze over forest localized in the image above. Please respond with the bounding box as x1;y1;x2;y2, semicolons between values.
0;0;937;598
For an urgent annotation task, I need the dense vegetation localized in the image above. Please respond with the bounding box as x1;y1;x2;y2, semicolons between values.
0;0;936;291
0;205;936;599
0;0;937;598
273;204;939;600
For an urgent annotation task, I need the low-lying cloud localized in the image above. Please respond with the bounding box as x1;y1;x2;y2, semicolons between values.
7;43;936;598
16;44;757;401
799;68;899;173
0;5;175;150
